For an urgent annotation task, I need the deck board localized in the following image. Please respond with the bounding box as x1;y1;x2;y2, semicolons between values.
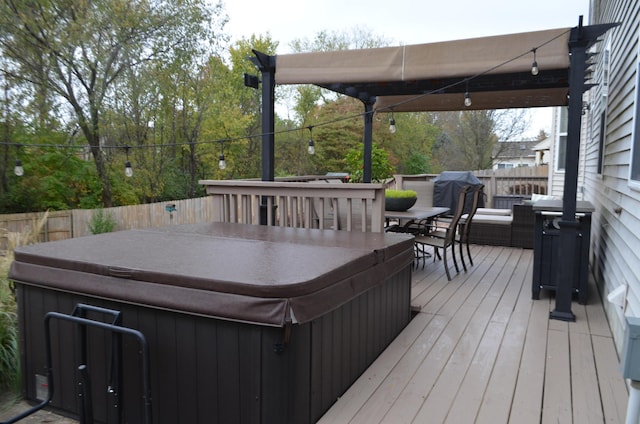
570;330;604;423
475;255;534;424
318;244;629;424
411;250;522;423
375;245;508;423
542;328;572;423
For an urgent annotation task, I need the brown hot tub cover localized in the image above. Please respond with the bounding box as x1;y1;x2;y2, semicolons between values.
9;222;414;327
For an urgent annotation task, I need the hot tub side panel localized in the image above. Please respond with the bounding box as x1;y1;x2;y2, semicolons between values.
262;264;412;423
16;265;411;424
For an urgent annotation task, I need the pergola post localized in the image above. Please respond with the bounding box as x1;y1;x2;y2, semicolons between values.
362;100;375;183
249;50;276;225
550;18;618;321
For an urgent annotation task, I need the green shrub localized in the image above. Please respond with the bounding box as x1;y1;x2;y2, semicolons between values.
0;213;48;393
345;143;394;183
0;237;19;392
0;303;19;392
88;209;117;234
385;189;417;198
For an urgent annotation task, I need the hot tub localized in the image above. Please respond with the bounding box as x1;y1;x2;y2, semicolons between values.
9;222;414;424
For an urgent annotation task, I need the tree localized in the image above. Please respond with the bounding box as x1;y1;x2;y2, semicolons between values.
377;111;439;174
306;97;363;174
216;35;279;179
432;109;529;170
345;143;394;183
1;145;101;212
0;0;223;206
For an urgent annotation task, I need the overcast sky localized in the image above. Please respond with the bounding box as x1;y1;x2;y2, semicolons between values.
223;0;589;53
221;0;590;137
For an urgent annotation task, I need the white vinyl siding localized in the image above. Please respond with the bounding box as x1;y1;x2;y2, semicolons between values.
587;0;640;351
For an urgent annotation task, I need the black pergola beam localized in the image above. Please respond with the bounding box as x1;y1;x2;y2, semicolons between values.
318;68;569;99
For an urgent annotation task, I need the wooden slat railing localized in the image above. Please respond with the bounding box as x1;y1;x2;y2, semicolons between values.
200;180;387;232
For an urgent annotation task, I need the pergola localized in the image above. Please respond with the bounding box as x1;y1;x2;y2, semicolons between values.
247;17;617;321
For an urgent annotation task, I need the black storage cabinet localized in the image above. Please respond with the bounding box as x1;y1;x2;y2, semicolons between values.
531;199;594;304
9;222;415;424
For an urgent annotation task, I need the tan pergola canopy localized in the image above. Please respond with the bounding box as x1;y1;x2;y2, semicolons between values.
275;28;572;111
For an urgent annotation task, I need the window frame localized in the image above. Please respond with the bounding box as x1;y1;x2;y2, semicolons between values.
597;40;610;176
629;39;640;190
556;107;568;173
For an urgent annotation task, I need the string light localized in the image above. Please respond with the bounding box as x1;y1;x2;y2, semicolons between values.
124;146;133;177
464;80;472;107
307;126;315;155
218;141;227;169
389;112;396;134
531;48;539;76
14;159;24;176
14;144;24;176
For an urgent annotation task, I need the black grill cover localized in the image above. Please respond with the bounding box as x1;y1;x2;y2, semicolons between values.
433;171;485;214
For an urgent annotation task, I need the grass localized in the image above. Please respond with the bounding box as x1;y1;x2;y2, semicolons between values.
385;189;417;198
87;208;116;234
0;212;48;393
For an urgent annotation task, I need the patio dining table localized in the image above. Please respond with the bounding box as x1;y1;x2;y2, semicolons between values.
385;206;450;234
385;206;450;263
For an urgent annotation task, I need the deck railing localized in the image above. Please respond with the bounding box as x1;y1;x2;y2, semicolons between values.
200;180;387;232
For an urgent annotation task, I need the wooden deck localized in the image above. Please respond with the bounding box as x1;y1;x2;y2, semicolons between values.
318;244;629;423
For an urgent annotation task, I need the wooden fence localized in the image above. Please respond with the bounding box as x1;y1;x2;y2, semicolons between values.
474;165;549;198
0;197;217;254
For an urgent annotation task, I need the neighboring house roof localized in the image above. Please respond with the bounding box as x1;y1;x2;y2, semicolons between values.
493;140;539;161
533;138;551;151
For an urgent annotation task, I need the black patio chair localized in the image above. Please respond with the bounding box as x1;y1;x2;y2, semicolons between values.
425;184;484;272
414;185;471;280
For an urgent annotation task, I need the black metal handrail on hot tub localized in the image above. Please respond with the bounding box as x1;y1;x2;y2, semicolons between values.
1;304;152;424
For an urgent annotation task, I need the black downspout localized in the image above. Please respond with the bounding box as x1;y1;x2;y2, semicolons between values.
249;50;276;224
362;99;375;183
550;18;619;321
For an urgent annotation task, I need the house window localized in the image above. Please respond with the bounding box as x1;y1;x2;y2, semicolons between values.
556;107;568;172
630;56;640;189
597;112;606;174
598;42;610;176
602;46;610;99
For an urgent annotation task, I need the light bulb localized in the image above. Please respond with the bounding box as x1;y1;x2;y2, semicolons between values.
389;117;396;134
531;61;539;76
464;92;472;107
14;159;24;176
218;154;226;170
307;139;315;155
125;161;133;177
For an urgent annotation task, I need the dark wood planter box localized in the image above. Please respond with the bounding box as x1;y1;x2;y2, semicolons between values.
385;196;417;211
10;223;414;424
